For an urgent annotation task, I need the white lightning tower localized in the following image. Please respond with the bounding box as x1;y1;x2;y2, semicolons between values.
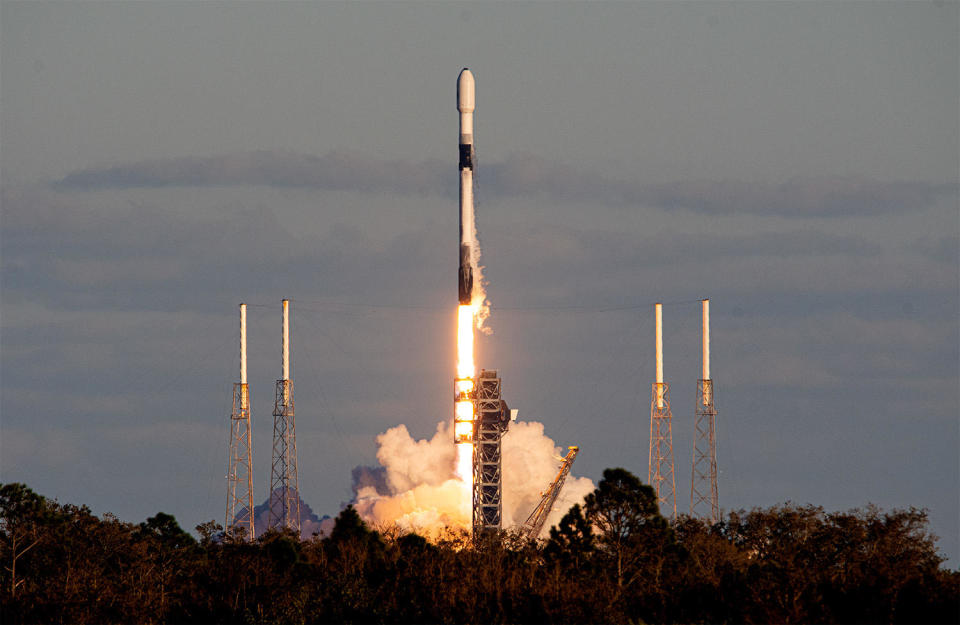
656;303;665;408
226;303;255;540
702;299;710;382
648;302;677;518
690;298;720;522
269;299;300;534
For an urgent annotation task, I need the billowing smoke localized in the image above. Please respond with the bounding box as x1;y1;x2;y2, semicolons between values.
351;419;593;539
351;465;389;497
499;421;593;529
246;490;331;540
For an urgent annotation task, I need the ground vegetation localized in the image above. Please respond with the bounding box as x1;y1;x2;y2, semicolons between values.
2;472;956;624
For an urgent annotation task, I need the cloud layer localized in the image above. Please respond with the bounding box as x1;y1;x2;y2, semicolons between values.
54;151;956;217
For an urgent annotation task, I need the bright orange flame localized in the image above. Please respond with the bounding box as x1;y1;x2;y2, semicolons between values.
454;304;476;483
456;305;475;379
455;442;472;483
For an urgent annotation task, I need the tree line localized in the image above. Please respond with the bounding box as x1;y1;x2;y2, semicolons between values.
2;470;957;624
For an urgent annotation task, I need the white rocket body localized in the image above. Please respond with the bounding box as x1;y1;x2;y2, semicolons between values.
458;68;476;305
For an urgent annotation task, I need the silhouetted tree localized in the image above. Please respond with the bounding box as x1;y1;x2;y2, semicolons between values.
2;480;957;624
0;483;51;601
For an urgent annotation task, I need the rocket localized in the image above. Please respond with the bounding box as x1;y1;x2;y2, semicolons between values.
458;68;476;305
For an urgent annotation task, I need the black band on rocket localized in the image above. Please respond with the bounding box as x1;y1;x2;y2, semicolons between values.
459;144;473;170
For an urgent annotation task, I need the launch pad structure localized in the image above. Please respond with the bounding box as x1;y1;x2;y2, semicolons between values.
472;369;512;539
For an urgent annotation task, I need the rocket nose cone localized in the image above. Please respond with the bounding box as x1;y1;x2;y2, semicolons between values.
457;68;475;113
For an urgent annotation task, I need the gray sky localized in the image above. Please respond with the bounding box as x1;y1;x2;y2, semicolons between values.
2;1;958;564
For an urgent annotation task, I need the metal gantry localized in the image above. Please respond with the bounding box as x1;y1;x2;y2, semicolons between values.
649;382;677;519
226;304;255;540
473;369;510;540
690;379;719;523
521;446;579;540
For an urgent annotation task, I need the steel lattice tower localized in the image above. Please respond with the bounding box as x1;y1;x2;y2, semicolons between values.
269;299;300;534
690;299;719;522
649;383;677;518
473;369;510;540
648;303;677;519
226;303;255;540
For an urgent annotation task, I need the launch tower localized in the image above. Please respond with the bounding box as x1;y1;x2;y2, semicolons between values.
268;299;301;534
690;299;719;522
472;369;511;540
226;303;255;540
648;303;677;518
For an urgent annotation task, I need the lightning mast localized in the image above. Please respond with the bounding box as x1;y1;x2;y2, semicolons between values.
648;303;677;518
226;303;255;540
269;299;300;534
690;299;719;522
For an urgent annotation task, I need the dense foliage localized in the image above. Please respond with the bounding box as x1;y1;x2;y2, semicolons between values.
2;472;957;624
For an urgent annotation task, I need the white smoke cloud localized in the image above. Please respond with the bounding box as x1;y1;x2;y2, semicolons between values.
501;421;594;531
376;422;456;493
352;419;593;539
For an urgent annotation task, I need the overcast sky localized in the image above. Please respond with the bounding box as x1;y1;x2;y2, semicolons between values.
2;1;957;564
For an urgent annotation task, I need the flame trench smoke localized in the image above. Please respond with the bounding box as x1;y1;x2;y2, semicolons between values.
353;420;594;539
